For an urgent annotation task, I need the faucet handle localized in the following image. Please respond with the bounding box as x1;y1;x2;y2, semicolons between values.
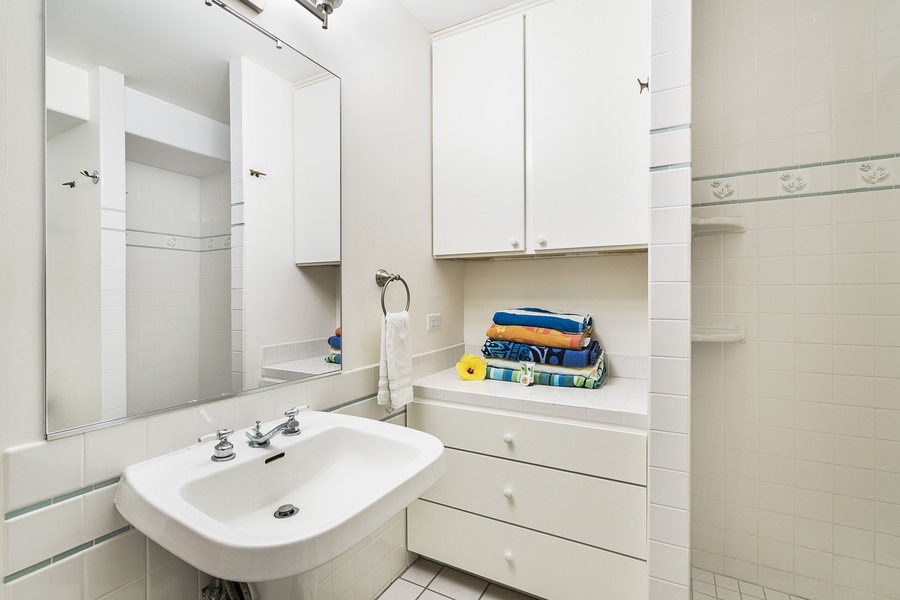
211;429;236;462
284;405;308;418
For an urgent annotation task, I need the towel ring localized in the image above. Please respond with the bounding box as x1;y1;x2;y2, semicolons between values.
375;269;410;316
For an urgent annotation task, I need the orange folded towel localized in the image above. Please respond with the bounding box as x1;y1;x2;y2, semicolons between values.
485;323;591;350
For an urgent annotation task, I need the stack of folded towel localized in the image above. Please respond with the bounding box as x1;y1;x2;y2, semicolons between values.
326;326;341;364
481;308;607;389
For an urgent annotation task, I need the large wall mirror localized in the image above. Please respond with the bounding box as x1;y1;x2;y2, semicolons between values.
45;0;342;435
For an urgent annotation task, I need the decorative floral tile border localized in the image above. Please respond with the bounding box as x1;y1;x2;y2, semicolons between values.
123;229;231;252
692;153;899;207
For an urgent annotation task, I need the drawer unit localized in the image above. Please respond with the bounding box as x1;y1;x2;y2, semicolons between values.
407;400;646;485
407;399;648;599
408;500;648;600
421;448;646;559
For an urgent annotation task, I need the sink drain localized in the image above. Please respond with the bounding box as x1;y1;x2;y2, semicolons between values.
274;503;299;519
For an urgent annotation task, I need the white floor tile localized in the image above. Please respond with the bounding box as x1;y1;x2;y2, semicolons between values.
419;592;451;600
427;567;488;600
400;558;441;588
377;577;425;600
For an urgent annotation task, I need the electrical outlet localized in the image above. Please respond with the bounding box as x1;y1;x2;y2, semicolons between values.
426;313;442;331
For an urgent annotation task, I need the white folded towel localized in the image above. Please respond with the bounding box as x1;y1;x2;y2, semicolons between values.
377;311;413;413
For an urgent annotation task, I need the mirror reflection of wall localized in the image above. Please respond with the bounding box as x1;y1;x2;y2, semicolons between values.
45;0;341;435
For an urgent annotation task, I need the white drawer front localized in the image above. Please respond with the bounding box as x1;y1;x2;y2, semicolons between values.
408;400;646;485
422;448;646;559
408;500;648;600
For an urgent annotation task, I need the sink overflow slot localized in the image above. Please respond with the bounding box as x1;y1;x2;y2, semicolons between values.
274;504;299;519
265;452;285;465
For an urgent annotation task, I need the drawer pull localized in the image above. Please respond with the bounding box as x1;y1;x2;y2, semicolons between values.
503;488;514;499
503;434;513;444
503;551;514;563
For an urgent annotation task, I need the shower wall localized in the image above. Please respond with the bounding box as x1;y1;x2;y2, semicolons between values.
125;162;231;415
691;1;900;599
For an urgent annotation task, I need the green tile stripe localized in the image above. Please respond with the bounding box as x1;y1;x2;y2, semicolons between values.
692;183;900;208
126;228;228;240
4;477;120;521
2;526;133;584
125;244;229;253
649;124;691;135
650;162;691;172
692;152;900;182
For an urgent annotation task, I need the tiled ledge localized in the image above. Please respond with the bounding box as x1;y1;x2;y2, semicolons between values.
413;368;648;429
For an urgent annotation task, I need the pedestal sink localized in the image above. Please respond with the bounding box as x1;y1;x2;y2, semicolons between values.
115;408;445;599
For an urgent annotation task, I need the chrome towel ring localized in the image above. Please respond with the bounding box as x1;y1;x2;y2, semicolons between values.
375;269;410;315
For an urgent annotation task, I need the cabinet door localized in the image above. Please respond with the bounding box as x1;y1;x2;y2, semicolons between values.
527;0;649;251
432;16;525;257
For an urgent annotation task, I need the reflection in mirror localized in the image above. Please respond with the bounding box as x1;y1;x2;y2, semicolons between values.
45;0;341;435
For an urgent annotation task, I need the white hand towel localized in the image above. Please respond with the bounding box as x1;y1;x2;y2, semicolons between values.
377;311;413;413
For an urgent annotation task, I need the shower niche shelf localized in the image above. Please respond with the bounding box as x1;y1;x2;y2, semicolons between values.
691;325;746;343
691;216;746;236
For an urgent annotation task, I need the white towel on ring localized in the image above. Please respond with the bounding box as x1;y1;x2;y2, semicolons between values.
377;311;413;413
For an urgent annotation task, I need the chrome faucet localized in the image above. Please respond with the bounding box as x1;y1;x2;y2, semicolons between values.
246;406;306;448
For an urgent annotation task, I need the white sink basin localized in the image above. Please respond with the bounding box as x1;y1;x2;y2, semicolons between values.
115;409;444;584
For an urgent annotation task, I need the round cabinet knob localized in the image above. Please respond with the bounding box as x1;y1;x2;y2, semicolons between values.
503;434;513;444
503;488;514;499
536;236;547;246
509;238;519;247
503;552;513;563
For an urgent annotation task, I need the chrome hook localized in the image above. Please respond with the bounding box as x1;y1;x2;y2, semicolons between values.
80;170;100;184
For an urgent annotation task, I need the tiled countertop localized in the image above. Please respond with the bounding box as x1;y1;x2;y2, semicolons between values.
412;368;648;430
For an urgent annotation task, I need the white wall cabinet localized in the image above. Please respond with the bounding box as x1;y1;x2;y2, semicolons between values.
432;0;649;258
407;399;648;600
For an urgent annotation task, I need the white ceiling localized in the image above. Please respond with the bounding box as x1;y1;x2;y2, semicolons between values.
396;0;527;33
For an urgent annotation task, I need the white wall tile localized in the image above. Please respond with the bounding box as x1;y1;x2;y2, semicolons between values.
6;496;85;574
652;129;692;168
651;168;692;208
653;11;692;57
649;540;691;586
84;420;146;483
652;49;692;93
5;436;85;510
84;485;129;542
651;87;691;130
97;578;147;600
651;431;691;472
6;554;85;600
650;282;691;320
85;531;148;600
145;407;199;459
651;207;692;246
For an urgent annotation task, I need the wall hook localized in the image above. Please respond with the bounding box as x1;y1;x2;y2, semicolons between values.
638;77;649;94
80;170;100;184
249;169;267;178
62;181;75;188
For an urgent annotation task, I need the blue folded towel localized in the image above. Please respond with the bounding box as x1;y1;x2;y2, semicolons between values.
492;308;592;334
328;335;341;350
482;338;601;368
